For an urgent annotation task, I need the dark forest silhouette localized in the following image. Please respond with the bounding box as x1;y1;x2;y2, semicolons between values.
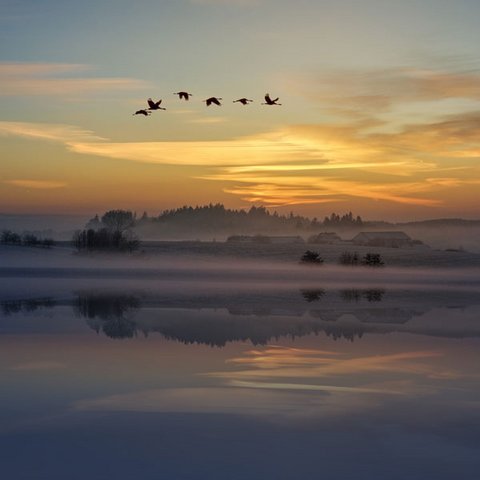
84;205;364;239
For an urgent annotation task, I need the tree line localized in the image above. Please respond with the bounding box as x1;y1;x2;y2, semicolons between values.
1;230;54;248
85;204;364;237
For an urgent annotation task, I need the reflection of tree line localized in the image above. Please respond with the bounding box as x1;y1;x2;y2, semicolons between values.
301;288;386;303
2;290;477;345
1;297;56;315
73;293;140;339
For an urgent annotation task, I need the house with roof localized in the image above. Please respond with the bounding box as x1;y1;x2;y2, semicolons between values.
308;232;342;244
352;231;413;248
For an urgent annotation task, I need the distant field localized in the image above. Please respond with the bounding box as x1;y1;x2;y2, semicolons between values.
2;240;480;270
139;240;480;269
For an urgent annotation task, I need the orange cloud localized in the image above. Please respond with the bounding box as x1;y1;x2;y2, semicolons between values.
4;179;68;189
1;114;479;209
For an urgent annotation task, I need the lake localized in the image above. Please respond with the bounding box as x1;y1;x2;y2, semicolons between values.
1;269;480;479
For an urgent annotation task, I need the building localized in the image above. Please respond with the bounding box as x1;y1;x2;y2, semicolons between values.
352;231;413;248
227;235;305;244
308;232;342;244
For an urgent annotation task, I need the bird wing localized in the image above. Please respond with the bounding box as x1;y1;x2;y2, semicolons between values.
147;98;155;108
265;94;272;102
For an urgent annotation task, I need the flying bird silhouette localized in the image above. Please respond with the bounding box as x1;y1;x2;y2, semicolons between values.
262;93;281;105
147;98;166;110
204;97;222;106
173;91;193;101
233;98;253;105
133;109;151;116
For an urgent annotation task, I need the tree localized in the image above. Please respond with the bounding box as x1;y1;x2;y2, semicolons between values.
85;214;101;230
362;253;385;267
101;210;135;233
73;228;140;252
300;250;324;265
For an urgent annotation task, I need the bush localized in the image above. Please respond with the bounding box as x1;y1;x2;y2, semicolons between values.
362;253;385;267
300;250;324;265
339;251;360;266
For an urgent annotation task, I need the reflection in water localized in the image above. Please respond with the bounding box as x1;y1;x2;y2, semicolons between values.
2;288;480;345
339;288;386;302
73;293;140;339
1;297;55;315
300;289;326;302
1;285;480;480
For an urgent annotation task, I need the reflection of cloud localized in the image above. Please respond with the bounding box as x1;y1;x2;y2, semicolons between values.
73;386;381;419
0;62;147;96
228;380;405;395
73;346;459;420
4;179;67;189
212;347;459;383
10;361;66;371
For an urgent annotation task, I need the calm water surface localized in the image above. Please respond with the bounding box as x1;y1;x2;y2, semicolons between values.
1;278;480;479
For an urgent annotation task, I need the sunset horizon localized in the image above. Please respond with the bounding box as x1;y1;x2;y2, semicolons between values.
2;1;480;221
2;3;480;479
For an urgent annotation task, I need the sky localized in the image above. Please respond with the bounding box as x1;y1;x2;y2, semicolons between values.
1;0;480;220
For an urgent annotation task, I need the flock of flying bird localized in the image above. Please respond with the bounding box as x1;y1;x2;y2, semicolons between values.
133;92;281;116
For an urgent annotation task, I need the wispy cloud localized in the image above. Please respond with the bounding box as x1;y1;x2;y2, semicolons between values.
190;0;259;5
1;113;479;208
0;121;105;142
290;67;480;117
0;62;148;96
4;179;68;189
189;117;228;124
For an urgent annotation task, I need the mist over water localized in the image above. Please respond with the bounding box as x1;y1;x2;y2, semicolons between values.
1;245;480;480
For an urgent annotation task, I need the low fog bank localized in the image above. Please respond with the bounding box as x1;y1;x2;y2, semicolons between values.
1;244;480;299
0;214;90;241
399;224;480;253
2;238;480;272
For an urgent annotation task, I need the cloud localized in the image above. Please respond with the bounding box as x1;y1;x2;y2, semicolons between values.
0;62;148;96
190;0;259;5
0;121;105;143
291;67;480;116
189;117;228;124
2;113;479;208
3;179;68;189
